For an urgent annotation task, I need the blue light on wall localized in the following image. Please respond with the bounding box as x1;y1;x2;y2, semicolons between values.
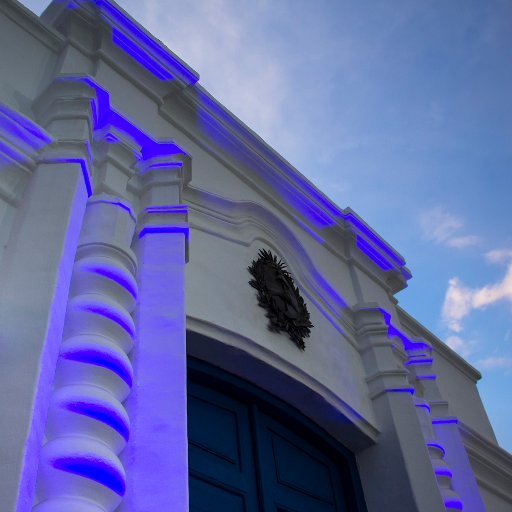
53;456;125;496
61;0;199;85
66;401;130;442
62;347;133;387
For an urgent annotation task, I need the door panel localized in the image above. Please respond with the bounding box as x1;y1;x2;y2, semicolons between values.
189;476;247;512
188;381;259;512
253;410;347;512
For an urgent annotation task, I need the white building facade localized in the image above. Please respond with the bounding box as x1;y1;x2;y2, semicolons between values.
0;1;511;511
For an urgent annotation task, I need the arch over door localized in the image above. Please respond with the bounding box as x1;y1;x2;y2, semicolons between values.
187;359;367;512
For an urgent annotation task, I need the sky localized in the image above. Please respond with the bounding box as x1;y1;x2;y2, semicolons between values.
22;0;512;451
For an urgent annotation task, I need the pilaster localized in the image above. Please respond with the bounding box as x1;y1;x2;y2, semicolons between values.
0;82;96;511
120;154;189;512
408;348;484;511
354;306;446;512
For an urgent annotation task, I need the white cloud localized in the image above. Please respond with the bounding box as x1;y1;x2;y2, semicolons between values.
477;356;512;370
441;250;512;333
486;248;512;264
420;207;462;244
419;207;479;248
442;277;473;332
446;235;481;248
445;335;474;358
140;0;291;150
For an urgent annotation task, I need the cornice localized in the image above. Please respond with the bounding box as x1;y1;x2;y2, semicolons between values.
396;307;482;383
164;86;410;292
32;1;410;290
41;0;198;93
459;421;512;504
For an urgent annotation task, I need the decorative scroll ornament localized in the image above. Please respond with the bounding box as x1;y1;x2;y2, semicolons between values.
248;249;313;350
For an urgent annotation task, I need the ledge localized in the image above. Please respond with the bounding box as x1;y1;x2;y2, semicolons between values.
460;421;512;505
396;306;482;383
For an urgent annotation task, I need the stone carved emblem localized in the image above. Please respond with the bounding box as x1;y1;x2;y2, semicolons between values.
248;249;313;350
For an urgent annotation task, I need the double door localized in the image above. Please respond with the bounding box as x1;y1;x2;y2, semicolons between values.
188;378;362;512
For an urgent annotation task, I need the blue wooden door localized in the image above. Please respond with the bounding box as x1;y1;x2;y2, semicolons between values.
188;381;260;512
187;375;364;512
253;409;347;511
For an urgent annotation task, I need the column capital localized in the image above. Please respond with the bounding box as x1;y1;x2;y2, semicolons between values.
136;205;188;261
135;153;190;261
137;153;190;207
32;77;100;197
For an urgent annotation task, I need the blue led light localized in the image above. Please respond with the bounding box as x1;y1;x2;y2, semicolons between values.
342;211;406;266
0;104;52;151
426;442;446;457
138;226;189;239
66;401;130;441
88;266;137;300
45;157;93;197
61;348;133;387
384;387;415;394
58;76;187;167
82;303;135;338
404;357;434;366
0;103;52;169
435;467;453;478
111;29;173;80
415;402;431;413
53;456;125;496
64;0;199;85
432;417;459;425
444;498;463;510
356;237;394;271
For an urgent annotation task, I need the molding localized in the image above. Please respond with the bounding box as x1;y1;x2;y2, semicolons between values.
41;0;198;90
0;103;53;205
186;316;379;451
165;86;410;292
396;306;481;383
185;188;358;345
459;421;512;504
30;0;409;291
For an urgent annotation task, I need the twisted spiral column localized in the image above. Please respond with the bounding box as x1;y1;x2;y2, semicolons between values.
33;195;137;512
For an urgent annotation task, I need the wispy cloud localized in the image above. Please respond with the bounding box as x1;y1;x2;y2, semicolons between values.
477;356;512;370
442;249;512;334
420;207;480;248
445;335;475;358
446;235;481;248
442;277;473;333
140;0;292;151
486;249;512;264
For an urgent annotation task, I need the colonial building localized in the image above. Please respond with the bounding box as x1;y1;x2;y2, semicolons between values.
1;1;511;511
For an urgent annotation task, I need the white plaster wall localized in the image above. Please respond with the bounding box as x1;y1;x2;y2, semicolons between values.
0;7;58;113
478;484;512;512
185;227;374;427
433;347;496;441
0;5;58;266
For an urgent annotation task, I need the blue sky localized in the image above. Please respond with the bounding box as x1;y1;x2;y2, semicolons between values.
23;0;512;451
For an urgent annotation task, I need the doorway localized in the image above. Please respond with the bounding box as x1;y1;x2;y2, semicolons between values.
187;359;367;512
